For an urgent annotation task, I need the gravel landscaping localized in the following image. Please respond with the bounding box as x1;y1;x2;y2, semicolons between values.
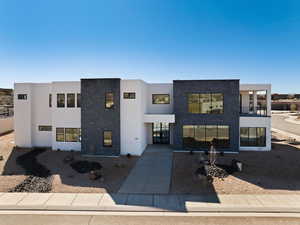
171;133;300;194
0;132;138;193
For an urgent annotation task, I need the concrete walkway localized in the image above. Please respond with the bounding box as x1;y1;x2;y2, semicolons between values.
1;193;300;213
118;145;173;194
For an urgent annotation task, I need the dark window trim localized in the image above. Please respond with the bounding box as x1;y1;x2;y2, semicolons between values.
57;93;65;108
123;92;136;99
49;94;52;107
17;94;27;100
187;92;224;114
240;127;266;147
183;125;230;148
152;94;170;104
56;127;65;142
67;93;75;108
103;130;113;147
65;128;81;142
38;125;52;131
77;93;81;108
105;92;114;109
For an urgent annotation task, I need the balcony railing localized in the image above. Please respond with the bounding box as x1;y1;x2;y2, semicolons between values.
240;106;267;117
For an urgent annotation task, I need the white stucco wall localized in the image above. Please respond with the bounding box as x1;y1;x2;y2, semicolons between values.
147;83;173;114
14;83;32;147
240;117;271;151
51;82;81;151
0;116;13;135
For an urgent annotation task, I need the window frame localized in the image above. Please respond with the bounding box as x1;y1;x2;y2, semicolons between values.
49;94;52;107
38;125;52;131
65;128;81;142
187;93;224;114
240;127;266;147
105;92;114;109
67;93;75;108
123;92;136;99
103;130;113;147
56;128;65;142
17;94;27;100
183;125;230;149
57;93;65;108
152;94;170;104
77;93;81;108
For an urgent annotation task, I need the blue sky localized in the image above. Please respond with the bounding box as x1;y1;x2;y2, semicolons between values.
0;0;299;93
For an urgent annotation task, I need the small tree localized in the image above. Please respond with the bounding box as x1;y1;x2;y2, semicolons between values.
290;103;297;112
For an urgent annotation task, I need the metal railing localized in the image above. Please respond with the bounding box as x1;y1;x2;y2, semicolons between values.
240;106;267;117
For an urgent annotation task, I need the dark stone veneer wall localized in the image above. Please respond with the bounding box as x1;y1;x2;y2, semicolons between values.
81;78;120;156
173;80;240;152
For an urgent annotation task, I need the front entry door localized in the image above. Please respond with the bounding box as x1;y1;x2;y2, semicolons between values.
152;122;169;144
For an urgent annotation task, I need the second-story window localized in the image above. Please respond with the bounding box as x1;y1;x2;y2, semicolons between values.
67;93;75;108
188;93;223;114
77;93;81;107
57;94;65;108
17;94;27;100
124;92;136;99
49;94;52;107
105;92;114;109
152;94;170;104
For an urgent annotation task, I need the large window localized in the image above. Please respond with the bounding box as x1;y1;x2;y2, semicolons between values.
67;93;75;108
105;92;114;109
183;125;230;148
152;94;170;104
124;92;136;99
240;127;266;147
103;131;112;147
77;93;81;107
57;94;65;108
188;93;223;114
38;125;52;131
56;128;65;142
65;128;81;142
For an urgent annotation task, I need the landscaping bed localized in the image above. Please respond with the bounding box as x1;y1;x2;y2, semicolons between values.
171;136;300;194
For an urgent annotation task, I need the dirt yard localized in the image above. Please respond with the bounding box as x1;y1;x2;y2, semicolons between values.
0;132;138;193
170;132;300;194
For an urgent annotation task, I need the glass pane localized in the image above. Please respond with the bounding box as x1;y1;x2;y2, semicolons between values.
240;127;249;146
249;127;257;146
217;125;229;147
188;94;199;113
39;126;52;131
257;128;266;146
183;125;195;148
199;94;211;114
57;94;65;107
103;131;112;147
211;93;223;114
49;94;52;107
205;125;218;144
152;94;170;104
195;125;206;147
65;128;80;142
105;93;114;108
67;93;75;107
56;128;65;142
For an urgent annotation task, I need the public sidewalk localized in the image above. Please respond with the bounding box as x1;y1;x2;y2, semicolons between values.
1;192;300;213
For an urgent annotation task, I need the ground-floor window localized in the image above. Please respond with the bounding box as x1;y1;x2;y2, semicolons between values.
56;128;81;142
240;127;266;147
183;125;230;148
103;131;112;147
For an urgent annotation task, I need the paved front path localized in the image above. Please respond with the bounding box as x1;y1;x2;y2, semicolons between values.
1;193;300;213
118;145;173;194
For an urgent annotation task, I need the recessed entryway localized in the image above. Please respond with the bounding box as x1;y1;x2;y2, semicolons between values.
152;122;170;144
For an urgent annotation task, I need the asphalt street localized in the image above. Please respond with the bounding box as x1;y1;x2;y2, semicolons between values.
272;114;300;136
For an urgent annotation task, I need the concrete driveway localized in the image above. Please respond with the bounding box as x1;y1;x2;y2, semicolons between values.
272;114;300;136
118;145;173;194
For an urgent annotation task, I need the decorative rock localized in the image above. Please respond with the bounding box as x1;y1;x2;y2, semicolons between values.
89;169;102;180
